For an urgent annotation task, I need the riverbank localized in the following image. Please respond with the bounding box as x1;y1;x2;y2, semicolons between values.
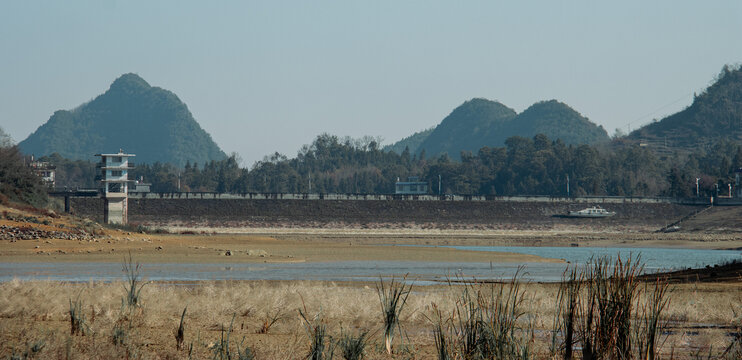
0;231;560;264
2;204;742;358
3;226;742;265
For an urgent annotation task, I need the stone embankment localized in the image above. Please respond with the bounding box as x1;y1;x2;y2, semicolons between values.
69;198;701;231
0;224;96;241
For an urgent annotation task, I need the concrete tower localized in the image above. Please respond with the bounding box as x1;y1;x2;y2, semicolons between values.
96;149;135;224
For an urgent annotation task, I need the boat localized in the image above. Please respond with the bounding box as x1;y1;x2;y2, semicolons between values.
566;206;615;218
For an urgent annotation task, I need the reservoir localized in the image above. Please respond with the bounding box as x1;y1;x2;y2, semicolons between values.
1;246;739;284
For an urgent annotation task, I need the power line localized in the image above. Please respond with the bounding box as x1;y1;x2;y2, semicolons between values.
620;92;693;133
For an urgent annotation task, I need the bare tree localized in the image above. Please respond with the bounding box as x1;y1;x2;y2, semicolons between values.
0;126;14;148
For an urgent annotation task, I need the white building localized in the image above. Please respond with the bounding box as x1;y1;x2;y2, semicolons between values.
95;150;135;224
395;176;428;195
29;158;56;188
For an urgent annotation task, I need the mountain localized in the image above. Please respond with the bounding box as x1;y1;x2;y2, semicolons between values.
417;98;517;159
416;98;608;160
383;127;434;154
500;100;609;146
629;65;742;150
19;73;227;166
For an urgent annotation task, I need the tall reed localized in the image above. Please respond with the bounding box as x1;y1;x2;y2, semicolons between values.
429;303;453;360
376;276;412;354
122;252;147;308
68;294;87;336
721;303;742;359
336;328;370;360
433;269;534;360
299;297;334;360
635;278;670;360
550;266;582;359
211;314;236;360
176;307;187;350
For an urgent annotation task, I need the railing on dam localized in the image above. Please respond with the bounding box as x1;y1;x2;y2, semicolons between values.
121;192;686;204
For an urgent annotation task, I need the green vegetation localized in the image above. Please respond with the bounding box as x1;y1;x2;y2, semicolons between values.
18;73;226;166
417;98;518;160
504;100;608;147
47;131;741;198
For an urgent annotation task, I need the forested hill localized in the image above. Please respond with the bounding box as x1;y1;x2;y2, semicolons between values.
413;98;609;160
501;100;609;147
18;73;227;166
629;65;742;149
416;99;517;159
383;127;434;154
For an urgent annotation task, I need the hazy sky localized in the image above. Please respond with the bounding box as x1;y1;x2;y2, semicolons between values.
2;1;741;165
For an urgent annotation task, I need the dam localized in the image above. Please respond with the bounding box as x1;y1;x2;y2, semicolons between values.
64;193;703;230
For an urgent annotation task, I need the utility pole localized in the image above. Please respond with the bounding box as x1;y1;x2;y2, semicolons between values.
438;174;441;196
696;178;700;197
566;174;570;197
308;173;312;193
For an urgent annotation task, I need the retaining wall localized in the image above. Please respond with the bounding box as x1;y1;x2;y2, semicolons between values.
69;197;699;230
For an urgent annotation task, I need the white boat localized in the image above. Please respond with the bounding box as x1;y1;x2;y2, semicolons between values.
567;206;615;218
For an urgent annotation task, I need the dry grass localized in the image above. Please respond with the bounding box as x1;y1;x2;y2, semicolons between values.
0;279;740;359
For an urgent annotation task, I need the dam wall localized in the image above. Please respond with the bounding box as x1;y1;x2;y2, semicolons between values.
69;196;700;230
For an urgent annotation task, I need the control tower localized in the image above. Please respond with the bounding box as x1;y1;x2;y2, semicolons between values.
96;149;135;224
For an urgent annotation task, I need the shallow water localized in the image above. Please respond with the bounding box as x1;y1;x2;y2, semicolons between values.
435;245;742;273
1;247;739;284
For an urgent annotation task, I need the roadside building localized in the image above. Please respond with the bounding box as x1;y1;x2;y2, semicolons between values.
131;177;151;193
28;156;56;188
395;176;428;195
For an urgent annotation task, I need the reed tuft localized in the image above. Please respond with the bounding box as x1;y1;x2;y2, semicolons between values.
68;294;87;337
376;275;412;354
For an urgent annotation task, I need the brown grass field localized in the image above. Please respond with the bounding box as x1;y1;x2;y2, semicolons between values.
1;204;742;359
1;279;741;359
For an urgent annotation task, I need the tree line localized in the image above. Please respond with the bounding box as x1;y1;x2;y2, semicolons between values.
38;133;742;199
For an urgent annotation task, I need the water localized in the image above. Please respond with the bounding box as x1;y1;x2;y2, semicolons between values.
0;261;533;285
435;246;742;273
1;247;739;284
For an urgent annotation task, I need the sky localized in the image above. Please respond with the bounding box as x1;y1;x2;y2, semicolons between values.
1;1;741;165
